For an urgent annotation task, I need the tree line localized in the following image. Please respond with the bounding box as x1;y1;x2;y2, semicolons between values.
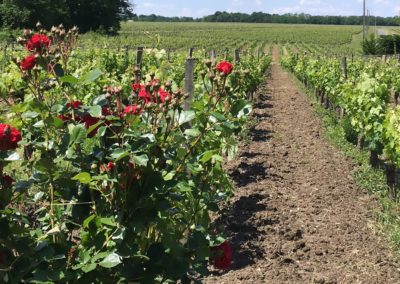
134;11;400;26
0;0;134;33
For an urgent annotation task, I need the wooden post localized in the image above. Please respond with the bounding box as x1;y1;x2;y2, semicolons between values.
166;48;171;62
136;47;143;66
184;58;196;111
189;47;194;59
234;49;240;64
341;57;347;80
134;47;144;83
211;50;217;62
124;45;129;70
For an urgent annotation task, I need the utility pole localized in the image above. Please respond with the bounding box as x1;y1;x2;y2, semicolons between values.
363;0;366;42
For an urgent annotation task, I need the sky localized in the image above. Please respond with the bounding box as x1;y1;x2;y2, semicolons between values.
132;0;400;18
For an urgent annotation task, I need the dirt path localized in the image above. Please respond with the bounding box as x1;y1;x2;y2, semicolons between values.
205;47;400;283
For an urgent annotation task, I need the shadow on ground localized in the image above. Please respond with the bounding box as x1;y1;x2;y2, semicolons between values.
211;194;270;272
209;90;277;274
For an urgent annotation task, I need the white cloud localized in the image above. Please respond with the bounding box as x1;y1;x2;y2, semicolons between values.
300;0;321;5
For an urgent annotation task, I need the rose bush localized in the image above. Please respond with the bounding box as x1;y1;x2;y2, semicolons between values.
0;26;271;283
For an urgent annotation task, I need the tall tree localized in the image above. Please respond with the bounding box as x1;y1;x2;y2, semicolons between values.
14;0;70;28
0;0;133;33
67;0;133;33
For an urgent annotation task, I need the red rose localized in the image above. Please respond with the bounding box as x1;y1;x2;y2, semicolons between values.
102;107;111;116
216;61;234;75
84;114;100;136
19;55;36;71
66;101;83;109
0;124;21;151
124;105;142;116
158;88;172;103
106;162;115;172
2;175;14;187
26;34;51;52
57;114;71;122
84;107;110;136
132;83;142;92
139;86;152;104
210;241;232;270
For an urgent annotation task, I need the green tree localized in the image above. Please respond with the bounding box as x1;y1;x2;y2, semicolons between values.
66;0;133;33
0;0;29;28
0;0;133;33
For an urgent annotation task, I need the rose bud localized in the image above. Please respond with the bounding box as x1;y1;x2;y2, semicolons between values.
23;29;32;38
204;60;212;68
36;22;42;29
16;37;25;45
164;81;172;89
106;162;115;172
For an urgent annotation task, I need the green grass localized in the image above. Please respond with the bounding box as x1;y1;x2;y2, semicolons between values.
289;71;400;256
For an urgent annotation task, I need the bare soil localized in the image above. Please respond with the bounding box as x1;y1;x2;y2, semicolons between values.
204;47;400;283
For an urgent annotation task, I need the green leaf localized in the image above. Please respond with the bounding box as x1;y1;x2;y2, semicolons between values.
69;124;87;146
22;111;39;119
88;105;102;118
87;121;104;136
83;215;96;228
53;117;64;128
211;112;227;122
231;99;248;116
99;217;116;227
80;69;103;84
11;103;29;113
98;252;122;268
81;263;97;273
72;172;92;184
200;150;215;163
92;95;108;106
163;171;175;181
184;129;200;137
60;75;79;84
177;111;195;126
33;120;45;128
97;126;107;137
133;154;149;167
111;149;130;161
5;152;21;161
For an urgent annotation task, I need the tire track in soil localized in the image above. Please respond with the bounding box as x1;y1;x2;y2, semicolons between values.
204;47;400;284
